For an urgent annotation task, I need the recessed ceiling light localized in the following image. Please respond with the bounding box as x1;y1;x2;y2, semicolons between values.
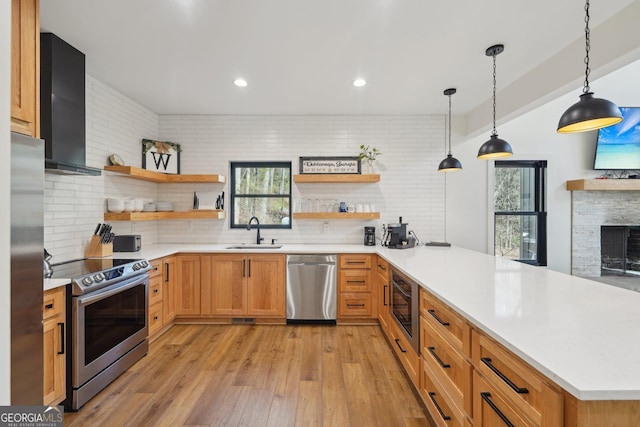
353;78;367;87
234;78;248;87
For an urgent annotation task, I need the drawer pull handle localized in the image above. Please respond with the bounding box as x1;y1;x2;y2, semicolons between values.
377;264;387;271
427;392;451;421
45;303;54;310
427;346;450;369
164;263;170;282
347;261;365;264
347;280;366;284
480;392;515;427
383;285;388;306
58;322;65;355
481;357;529;394
153;289;159;294
154;315;159;321
394;338;407;353
347;303;365;307
427;309;450;327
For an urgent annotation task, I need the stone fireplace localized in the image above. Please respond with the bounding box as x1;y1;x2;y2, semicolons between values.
569;181;640;280
601;225;640;275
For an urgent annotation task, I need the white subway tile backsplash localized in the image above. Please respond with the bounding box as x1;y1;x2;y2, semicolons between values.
44;75;447;260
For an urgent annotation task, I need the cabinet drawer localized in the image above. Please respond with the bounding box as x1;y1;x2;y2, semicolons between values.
148;302;164;336
473;370;533;427
338;293;373;317
421;359;471;427
43;288;65;320
472;330;563;426
420;289;470;356
375;256;389;279
148;258;163;278
421;317;472;416
149;275;163;306
339;269;372;292
339;254;372;269
388;317;420;386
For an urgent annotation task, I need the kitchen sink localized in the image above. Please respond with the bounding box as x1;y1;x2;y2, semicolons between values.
225;244;283;249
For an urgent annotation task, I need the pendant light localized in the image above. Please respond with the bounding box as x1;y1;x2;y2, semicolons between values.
557;0;622;133
438;88;462;172
477;44;513;160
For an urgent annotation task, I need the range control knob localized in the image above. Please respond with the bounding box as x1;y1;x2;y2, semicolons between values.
133;263;141;271
140;260;149;268
82;276;93;286
93;273;104;282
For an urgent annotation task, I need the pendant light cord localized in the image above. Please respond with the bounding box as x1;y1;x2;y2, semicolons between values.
447;93;452;155
491;52;498;136
583;0;591;93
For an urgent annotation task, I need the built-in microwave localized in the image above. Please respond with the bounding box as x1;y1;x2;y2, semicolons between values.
390;269;419;353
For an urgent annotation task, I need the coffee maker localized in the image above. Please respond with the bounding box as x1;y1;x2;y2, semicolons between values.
388;221;407;247
364;226;376;246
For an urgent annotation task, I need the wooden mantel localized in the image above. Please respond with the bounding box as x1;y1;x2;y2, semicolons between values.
566;179;640;191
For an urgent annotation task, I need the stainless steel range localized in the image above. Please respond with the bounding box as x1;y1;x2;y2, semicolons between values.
49;258;151;410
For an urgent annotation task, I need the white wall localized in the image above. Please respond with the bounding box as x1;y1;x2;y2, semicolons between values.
157;115;446;246
447;59;640;274
1;0;12;405
44;75;448;260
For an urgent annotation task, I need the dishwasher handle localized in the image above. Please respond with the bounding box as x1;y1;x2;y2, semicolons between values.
288;262;336;267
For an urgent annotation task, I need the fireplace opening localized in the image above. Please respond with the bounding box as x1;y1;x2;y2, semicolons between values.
601;225;640;276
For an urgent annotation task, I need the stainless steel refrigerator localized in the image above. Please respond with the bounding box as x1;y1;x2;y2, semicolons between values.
10;131;44;404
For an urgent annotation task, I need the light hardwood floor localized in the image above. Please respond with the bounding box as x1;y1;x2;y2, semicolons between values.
64;324;433;427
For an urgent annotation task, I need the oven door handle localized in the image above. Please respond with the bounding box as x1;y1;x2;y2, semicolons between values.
392;280;411;299
77;275;147;306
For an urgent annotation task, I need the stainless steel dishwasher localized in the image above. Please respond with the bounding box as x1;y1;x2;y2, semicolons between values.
286;254;337;324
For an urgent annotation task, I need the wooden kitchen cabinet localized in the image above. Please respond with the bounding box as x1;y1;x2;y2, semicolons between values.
175;255;201;316
376;256;390;334
338;254;377;321
43;287;65;406
147;256;177;340
11;0;40;137
201;254;286;319
471;330;563;426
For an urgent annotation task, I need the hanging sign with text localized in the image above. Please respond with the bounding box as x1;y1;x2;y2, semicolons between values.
299;156;361;174
142;139;181;174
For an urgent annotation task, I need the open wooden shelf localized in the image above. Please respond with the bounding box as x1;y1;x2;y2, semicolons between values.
566;179;640;191
104;165;226;183
293;174;380;183
293;212;380;220
104;210;226;221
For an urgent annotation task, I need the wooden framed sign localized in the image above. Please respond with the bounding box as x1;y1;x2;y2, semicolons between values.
299;156;361;174
142;139;181;174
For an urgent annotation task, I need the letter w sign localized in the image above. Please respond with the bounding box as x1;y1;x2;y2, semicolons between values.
142;142;180;174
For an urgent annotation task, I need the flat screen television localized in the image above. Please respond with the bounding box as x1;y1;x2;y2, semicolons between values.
593;107;640;170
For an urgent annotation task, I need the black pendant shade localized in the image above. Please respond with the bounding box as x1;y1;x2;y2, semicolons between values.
477;134;513;159
477;44;512;160
557;0;622;134
557;92;623;133
438;154;462;172
438;88;462;172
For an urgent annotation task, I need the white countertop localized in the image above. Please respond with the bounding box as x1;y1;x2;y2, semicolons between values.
45;243;640;401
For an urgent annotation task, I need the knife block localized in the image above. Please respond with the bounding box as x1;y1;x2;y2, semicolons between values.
85;235;113;258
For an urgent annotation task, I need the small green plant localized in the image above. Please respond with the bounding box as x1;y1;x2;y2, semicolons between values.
358;144;382;161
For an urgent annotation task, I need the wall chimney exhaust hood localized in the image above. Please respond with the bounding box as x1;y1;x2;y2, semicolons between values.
40;33;100;176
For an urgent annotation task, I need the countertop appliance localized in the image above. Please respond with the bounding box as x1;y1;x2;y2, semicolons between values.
49;258;151;410
113;234;141;252
286;255;337;324
391;268;419;353
40;32;100;176
364;226;376;246
10;132;44;404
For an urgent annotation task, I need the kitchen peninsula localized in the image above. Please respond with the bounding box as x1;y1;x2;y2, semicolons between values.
45;243;640;425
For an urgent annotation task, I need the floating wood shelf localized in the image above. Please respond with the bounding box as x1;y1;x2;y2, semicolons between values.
293;212;380;220
566;179;640;191
104;165;226;183
293;174;380;183
104;210;226;221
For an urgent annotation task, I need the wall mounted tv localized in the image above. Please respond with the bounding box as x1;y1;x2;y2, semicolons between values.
593;107;640;170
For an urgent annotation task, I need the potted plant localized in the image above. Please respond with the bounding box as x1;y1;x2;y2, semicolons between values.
358;144;382;173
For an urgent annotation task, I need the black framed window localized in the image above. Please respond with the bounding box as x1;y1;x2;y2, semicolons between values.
494;160;547;266
230;161;292;229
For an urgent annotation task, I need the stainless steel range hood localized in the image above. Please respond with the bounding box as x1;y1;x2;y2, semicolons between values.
40;32;101;176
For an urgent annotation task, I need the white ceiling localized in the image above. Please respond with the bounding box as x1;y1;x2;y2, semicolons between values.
40;0;638;119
